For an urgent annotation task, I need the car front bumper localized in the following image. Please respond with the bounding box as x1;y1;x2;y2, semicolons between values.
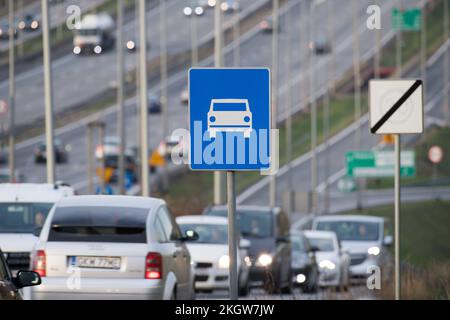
31;277;164;300
193;267;229;291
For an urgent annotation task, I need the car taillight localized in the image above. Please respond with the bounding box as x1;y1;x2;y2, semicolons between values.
145;252;162;279
33;250;46;277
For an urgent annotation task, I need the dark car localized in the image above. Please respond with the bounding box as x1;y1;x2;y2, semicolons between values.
290;230;319;293
103;151;138;184
18;14;40;32
309;34;331;55
204;205;292;294
0;248;42;300
148;93;162;114
34;139;68;164
0;23;18;40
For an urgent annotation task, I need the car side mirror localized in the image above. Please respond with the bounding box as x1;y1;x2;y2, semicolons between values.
182;229;199;242
383;235;393;246
33;227;42;237
13;270;41;289
308;246;319;253
276;235;290;243
239;238;251;249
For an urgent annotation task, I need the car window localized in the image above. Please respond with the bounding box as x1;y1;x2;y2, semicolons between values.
48;206;148;243
179;223;227;244
0;203;53;233
154;215;168;243
208;209;273;238
291;234;306;252
157;207;181;241
316;221;380;241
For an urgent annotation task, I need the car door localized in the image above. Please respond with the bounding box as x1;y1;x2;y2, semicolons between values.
157;207;190;297
0;251;20;300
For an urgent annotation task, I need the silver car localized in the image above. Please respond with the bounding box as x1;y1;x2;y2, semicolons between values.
312;215;392;279
30;195;197;300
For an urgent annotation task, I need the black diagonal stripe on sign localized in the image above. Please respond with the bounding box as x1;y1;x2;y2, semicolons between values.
370;80;422;134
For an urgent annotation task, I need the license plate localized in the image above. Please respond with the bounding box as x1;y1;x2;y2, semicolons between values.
69;256;121;270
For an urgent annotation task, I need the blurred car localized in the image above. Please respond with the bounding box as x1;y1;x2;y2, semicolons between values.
303;230;350;290
0;23;18;40
0;169;25;183
148;93;162;114
0;248;42;300
95;136;120;159
180;86;189;104
207;99;252;138
0;183;75;274
103;150;139;184
176;215;251;296
204;205;292;294
17;14;40;32
290;230;319;293
309;34;331;54
34;139;68;164
31;195;198;300
312;215;392;279
259;17;274;33
220;0;240;13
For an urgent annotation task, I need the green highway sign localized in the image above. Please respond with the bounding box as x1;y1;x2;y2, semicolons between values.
392;8;422;31
346;150;416;178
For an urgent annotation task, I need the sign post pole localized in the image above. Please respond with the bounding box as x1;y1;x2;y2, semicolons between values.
227;171;238;300
394;134;401;300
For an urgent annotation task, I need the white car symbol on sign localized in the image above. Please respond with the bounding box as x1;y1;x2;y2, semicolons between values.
207;99;253;138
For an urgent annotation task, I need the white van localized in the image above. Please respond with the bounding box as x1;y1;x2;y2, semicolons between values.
0;183;75;272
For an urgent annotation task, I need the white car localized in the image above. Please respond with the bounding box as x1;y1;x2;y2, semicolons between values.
0;183;75;272
312;215;392;278
207;99;252;138
31;195;197;300
176;215;251;296
303;230;350;290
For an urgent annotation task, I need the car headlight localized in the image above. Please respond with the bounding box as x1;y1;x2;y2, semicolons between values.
183;7;193;16
126;40;135;50
244;256;252;267
218;255;229;269
256;254;273;267
368;246;380;256
208;0;216;7
296;274;306;284
31;21;39;29
318;259;336;270
73;46;81;55
195;6;204;15
94;45;102;54
209;116;216;122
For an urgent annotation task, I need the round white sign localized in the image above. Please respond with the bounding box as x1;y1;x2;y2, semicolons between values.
428;145;443;164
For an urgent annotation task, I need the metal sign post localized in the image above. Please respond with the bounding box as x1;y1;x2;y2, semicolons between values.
227;171;238;299
394;134;401;300
369;79;424;300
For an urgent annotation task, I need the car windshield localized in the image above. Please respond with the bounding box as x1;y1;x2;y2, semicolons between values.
48;206;148;243
0;203;54;233
316;220;380;241
213;102;247;111
78;29;98;36
307;237;335;252
208;209;272;238
179;223;227;244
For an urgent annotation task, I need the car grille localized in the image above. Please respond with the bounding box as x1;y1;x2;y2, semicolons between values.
215;275;228;281
195;262;213;269
350;253;367;266
194;275;209;282
5;252;30;270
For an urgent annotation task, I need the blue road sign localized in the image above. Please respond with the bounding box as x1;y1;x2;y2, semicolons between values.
189;68;271;171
